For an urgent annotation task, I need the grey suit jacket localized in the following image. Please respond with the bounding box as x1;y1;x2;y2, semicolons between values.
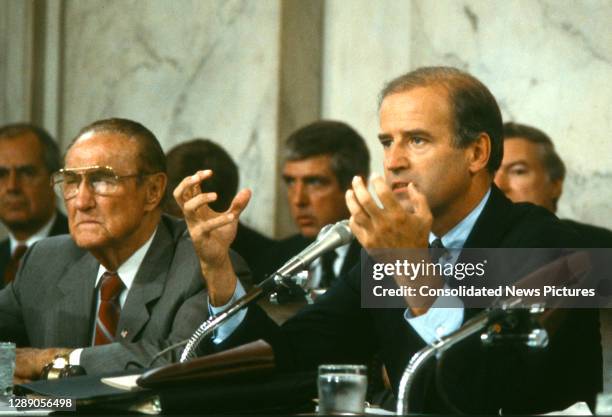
0;215;250;375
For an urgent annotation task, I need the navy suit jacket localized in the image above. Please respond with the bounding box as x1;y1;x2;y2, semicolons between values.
204;186;602;414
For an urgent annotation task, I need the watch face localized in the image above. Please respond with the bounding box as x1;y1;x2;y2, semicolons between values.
54;357;68;368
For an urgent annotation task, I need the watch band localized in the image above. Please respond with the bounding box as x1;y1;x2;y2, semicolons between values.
41;352;86;380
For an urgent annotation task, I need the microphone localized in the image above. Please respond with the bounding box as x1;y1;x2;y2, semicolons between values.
276;220;354;278
179;220;353;362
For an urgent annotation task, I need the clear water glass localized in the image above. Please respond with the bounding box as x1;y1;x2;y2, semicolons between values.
0;342;16;397
318;364;367;415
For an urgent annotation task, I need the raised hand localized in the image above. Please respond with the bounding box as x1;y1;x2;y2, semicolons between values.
345;174;432;250
173;170;251;305
346;175;440;315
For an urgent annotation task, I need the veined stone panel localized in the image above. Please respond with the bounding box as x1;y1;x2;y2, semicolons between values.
410;0;612;228
322;0;412;178
322;0;612;229
0;0;33;125
61;0;281;234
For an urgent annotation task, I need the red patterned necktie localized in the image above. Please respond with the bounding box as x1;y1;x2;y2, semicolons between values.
4;244;28;284
94;271;124;345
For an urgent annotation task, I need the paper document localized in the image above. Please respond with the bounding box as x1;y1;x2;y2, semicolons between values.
542;401;592;416
100;374;144;391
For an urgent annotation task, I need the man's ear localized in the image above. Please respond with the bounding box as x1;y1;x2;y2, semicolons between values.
144;173;167;211
467;133;491;174
550;178;563;203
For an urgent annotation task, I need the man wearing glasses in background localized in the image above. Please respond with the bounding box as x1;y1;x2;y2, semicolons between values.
0;118;248;381
0;124;68;288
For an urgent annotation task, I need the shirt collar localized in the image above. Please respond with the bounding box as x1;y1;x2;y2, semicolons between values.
335;242;350;260
95;226;158;291
9;212;58;254
429;188;491;249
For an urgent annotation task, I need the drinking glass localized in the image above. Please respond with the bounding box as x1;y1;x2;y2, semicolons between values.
318;364;367;414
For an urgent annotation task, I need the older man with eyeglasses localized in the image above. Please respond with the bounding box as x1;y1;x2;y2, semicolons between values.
0;118;250;382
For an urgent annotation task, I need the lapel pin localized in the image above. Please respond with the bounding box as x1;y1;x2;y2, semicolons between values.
121;329;129;338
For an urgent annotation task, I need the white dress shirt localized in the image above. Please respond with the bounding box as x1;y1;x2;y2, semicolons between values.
69;227;157;364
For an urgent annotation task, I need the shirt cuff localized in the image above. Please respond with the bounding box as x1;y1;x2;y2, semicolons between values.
69;348;83;365
208;281;247;344
404;293;464;345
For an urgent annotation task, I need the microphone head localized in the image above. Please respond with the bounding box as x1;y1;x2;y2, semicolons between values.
275;220;354;277
330;219;353;245
317;222;336;239
317;220;353;245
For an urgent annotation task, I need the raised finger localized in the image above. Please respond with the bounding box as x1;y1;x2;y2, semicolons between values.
173;170;213;205
346;189;372;229
191;213;236;236
351;176;381;218
370;174;402;211
183;192;218;217
227;188;251;218
406;183;432;221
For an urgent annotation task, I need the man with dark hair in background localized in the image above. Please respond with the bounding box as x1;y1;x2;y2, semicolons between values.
163;138;273;281
0;118;248;381
495;121;612;247
0;123;68;288
176;66;601;413
271;120;370;288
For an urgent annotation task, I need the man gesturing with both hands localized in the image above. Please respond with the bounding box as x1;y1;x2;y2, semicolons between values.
175;67;601;414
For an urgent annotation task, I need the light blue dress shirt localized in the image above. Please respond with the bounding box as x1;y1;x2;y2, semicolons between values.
404;188;491;344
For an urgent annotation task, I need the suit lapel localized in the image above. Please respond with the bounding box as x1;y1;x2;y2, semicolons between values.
117;220;174;342
56;253;98;345
0;240;11;287
464;186;515;249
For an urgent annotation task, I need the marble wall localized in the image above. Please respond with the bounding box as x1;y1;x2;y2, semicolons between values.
0;0;611;395
322;0;612;230
1;0;611;233
0;0;33;124
60;0;282;234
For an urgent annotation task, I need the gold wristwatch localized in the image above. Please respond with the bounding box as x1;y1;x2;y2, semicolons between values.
41;352;86;380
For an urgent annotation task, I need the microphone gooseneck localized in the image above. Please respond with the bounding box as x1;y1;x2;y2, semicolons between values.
179;219;353;362
276;220;353;277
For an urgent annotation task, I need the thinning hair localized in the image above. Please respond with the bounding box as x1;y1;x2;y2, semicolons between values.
284;120;370;190
379;66;503;174
70;118;166;174
165;139;238;212
0;123;61;173
503;122;566;182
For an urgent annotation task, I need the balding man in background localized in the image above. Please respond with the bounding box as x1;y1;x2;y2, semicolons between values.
0;124;68;288
495;122;612;247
